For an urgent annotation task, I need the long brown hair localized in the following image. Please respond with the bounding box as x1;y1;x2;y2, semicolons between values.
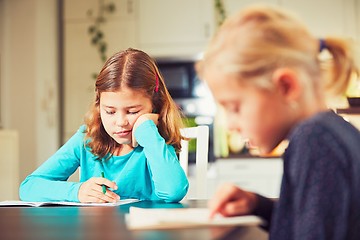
84;48;184;159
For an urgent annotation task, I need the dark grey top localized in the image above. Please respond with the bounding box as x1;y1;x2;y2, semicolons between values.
254;110;360;240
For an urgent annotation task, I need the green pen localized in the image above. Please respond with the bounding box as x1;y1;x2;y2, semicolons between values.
101;171;106;194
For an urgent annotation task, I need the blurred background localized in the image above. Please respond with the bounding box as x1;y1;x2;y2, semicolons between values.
0;0;359;200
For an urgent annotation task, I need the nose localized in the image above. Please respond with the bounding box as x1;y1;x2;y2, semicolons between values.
115;115;129;127
227;114;241;132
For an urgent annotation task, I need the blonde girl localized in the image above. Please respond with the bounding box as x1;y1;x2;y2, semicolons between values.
197;5;360;240
20;48;189;203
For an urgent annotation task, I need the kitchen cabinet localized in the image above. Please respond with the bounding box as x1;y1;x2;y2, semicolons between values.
215;158;283;198
281;0;356;38
137;0;215;57
223;0;279;17
64;0;137;20
223;0;357;39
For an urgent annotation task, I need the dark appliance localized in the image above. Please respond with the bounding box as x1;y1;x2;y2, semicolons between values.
155;56;216;163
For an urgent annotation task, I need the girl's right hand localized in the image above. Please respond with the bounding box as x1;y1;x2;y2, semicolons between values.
132;113;159;147
78;177;120;203
208;183;258;219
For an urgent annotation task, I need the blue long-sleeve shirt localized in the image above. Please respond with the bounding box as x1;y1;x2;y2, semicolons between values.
254;111;360;240
19;120;189;202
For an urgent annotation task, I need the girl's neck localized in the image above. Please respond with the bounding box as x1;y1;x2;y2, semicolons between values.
113;144;134;156
297;97;328;123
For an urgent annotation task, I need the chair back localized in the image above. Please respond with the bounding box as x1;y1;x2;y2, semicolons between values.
179;125;209;199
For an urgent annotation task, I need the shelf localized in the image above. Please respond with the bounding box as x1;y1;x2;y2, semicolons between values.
336;107;360;114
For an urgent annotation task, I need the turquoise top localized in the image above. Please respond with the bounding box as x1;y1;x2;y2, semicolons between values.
19;120;189;202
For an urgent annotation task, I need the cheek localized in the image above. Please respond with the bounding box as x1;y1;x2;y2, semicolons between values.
241;102;273;137
100;111;110;124
100;112;115;132
128;115;140;127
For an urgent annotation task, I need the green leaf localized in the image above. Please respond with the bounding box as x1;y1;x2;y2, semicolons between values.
97;31;103;39
92;37;98;44
100;42;107;53
88;26;96;34
101;54;107;62
107;3;116;13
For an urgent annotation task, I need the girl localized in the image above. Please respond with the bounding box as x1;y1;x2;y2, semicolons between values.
20;48;189;203
197;5;360;240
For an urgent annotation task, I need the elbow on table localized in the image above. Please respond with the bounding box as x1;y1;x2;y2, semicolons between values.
18;178;32;201
156;182;189;203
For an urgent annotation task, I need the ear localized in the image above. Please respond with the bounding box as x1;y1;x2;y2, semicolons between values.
271;68;302;102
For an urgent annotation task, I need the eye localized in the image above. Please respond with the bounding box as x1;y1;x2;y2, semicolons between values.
233;104;240;113
128;110;140;115
225;103;240;114
105;110;115;115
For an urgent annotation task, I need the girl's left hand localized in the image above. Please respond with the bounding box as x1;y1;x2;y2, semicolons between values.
132;113;159;147
78;177;120;203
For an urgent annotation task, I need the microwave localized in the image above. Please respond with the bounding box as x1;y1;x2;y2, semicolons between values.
155;56;216;117
155;56;206;99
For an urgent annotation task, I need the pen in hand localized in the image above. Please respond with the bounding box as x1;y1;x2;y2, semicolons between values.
101;172;107;194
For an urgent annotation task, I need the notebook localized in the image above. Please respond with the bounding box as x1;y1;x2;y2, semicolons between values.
0;198;138;207
126;207;265;230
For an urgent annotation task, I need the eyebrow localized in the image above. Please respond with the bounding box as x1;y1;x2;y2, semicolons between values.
101;104;143;109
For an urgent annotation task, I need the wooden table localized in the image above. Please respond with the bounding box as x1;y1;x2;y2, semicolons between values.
0;200;268;240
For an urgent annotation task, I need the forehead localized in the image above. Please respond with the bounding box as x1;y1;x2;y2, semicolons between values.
100;87;151;107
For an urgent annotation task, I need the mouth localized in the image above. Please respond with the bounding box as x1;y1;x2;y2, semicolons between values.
114;130;132;137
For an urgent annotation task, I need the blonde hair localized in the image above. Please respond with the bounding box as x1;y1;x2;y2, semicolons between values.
84;48;184;159
197;5;359;100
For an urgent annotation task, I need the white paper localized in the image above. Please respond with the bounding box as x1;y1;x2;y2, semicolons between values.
126;207;265;230
0;199;139;207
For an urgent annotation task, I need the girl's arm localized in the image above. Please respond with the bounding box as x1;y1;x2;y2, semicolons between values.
134;119;189;202
19;127;85;202
132;113;159;147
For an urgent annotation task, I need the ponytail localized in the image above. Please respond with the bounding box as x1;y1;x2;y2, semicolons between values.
321;38;359;95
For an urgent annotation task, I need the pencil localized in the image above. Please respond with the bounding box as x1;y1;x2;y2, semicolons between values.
101;172;106;194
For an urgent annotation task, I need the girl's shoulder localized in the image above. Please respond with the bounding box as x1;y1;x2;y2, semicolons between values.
291;111;356;138
61;125;88;149
287;110;360;160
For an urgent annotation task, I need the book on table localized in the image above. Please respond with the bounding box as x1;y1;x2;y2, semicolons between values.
126;207;265;230
0;199;138;207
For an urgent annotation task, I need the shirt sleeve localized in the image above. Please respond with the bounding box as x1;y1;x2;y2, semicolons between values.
19;127;85;202
134;120;189;202
253;194;275;230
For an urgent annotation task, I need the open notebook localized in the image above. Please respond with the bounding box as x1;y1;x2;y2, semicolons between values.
0;199;138;207
126;207;265;230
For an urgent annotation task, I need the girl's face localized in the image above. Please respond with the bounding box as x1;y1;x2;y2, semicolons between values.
206;73;291;154
99;87;153;145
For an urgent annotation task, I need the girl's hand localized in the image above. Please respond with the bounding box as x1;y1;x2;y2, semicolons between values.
132;113;159;147
208;183;258;219
78;177;120;203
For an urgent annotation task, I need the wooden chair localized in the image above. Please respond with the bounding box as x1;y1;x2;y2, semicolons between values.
179;125;209;199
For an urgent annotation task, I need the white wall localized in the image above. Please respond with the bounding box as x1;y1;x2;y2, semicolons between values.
0;0;4;128
0;0;59;196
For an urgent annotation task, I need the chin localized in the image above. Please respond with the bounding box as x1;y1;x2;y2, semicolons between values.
258;146;274;155
115;139;131;145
